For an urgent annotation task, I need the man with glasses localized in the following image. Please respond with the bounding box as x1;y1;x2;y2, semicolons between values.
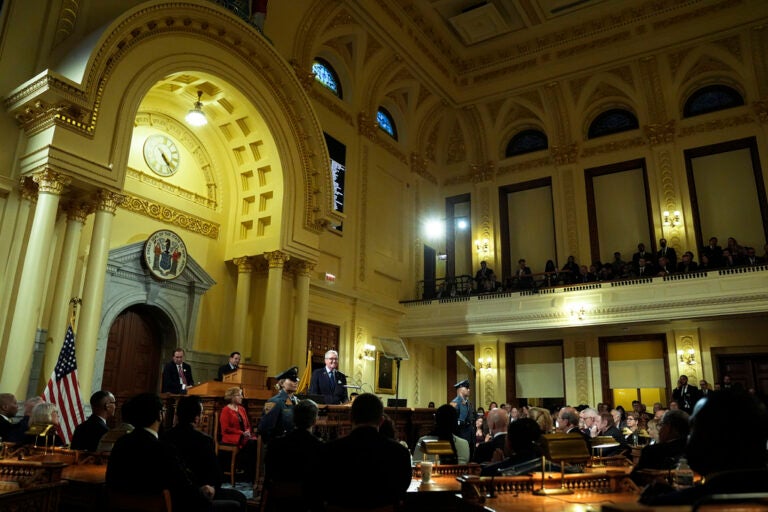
309;350;348;404
71;390;116;452
579;407;599;438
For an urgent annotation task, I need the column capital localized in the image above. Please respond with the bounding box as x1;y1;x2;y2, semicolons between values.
18;176;39;203
63;199;95;224
293;260;316;277
264;250;290;269
233;256;254;273
32;169;71;195
94;189;126;214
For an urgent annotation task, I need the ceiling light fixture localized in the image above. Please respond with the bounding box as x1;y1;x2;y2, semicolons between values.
185;90;207;126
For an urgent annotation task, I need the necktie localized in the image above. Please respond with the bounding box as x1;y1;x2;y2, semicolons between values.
178;365;187;385
328;371;335;390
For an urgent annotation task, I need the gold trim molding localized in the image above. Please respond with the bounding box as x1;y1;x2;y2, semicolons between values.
120;192;220;239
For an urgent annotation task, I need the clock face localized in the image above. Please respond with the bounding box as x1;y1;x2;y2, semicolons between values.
143;134;180;177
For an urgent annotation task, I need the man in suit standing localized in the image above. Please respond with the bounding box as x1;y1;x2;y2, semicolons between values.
308;350;348;404
671;374;700;414
216;351;241;381
163;395;246;511
71;390;115;452
161;348;194;394
315;393;411;510
657;238;677;269
474;407;509;463
632;243;652;273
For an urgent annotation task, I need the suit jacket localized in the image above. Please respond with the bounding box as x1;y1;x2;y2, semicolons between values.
107;428;209;510
0;415;29;444
473;433;506;464
656;246;678;269
630;437;687;485
308;368;348;405
672;384;700;413
70;414;109;452
219;405;251;447
161;361;194;394
216;363;237;381
163;423;222;489
315;426;411;509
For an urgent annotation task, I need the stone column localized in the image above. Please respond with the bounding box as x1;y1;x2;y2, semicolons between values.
0;170;70;397
76;190;125;395
260;250;289;371
232;257;254;359
293;260;314;367
41;201;93;385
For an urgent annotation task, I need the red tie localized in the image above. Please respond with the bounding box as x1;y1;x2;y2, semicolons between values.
178;365;187;385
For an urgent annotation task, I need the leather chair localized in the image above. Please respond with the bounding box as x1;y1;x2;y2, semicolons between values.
213;410;240;486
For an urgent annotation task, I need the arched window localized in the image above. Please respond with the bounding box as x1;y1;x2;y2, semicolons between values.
376;107;398;140
505;129;548;157
312;58;342;98
683;85;744;118
588;109;639;139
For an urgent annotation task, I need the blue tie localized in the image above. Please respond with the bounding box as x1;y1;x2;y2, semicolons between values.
328;371;335;390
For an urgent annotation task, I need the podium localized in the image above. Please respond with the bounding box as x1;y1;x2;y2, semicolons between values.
223;363;268;389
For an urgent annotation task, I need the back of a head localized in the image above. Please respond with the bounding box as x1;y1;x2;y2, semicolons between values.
507;417;542;453
686;390;768;476
529;407;553;433
294;399;319;430
175;395;202;425
90;390;110;409
660;409;689;442
433;404;458;438
488;407;509;432
350;393;383;427
123;393;162;428
30;402;56;425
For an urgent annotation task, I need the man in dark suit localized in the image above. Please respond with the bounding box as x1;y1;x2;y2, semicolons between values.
676;251;699;273
474;407;509;464
308;349;348;404
216;351;241;381
106;393;212;510
671;374;700;414
632;243;652;273
0;393;30;444
71;390;115;452
163;396;246;511
264;399;324;511
314;393;411;510
701;237;723;267
656;238;677;269
161;347;194;394
630;409;689;485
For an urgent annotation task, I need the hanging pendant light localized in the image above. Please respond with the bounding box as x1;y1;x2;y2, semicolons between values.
185;90;207;126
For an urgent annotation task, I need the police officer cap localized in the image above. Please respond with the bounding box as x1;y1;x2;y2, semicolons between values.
454;379;470;389
276;366;299;381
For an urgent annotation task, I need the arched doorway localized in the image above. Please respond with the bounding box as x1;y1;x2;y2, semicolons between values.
102;305;176;397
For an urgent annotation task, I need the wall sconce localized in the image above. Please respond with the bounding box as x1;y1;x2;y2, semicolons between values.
475;238;489;255
478;357;492;370
678;348;695;365
185;90;207;126
662;210;681;227
360;344;376;361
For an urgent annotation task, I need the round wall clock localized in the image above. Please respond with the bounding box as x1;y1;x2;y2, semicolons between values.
143;134;180;177
143;230;188;280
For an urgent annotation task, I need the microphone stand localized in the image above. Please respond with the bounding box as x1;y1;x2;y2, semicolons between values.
393;357;403;428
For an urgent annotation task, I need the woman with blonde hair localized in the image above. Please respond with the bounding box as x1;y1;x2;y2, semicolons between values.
527;407;554;434
26;401;65;446
220;386;257;481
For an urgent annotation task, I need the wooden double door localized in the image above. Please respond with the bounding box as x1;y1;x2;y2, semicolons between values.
718;354;768;395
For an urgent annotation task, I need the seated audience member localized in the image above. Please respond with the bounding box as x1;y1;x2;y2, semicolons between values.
701;236;723;267
561;255;579;284
726;236;744;259
514;259;534;289
698;253;713;270
579;407;600;438
220;387;258;482
622;412;649;445
676;251;698;273
634;257;654;278
611;252;627;276
413;404;470;464
163;395;246;511
216;351;241;381
645;418;660;444
106;393;213;511
611;406;627;430
576;265;592;283
656;256;673;276
315;393;411;510
598;263;614;281
263;399;323;512
0;393;38;444
71;390;116;452
557;407;590;450
541;259;559;287
26;402;65;447
640;390;768;505
630;409;689;485
475;260;496;292
632;243;652;272
482;418;543;475
473;407;509;464
721;248;737;268
596;411;628;456
742;246;762;266
657;238;677;269
528;407;554;434
509;407;520;422
474;415;489;447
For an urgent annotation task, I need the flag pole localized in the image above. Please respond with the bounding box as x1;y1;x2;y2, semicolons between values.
69;297;82;334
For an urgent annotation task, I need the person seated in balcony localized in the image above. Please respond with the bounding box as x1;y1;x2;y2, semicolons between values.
741;246;763;266
676;251;699;273
561;255;579;284
726;236;745;259
698;253;713;271
634;257;654;278
720;248;738;269
598;263;614;281
611;251;627;276
474;260;496;292
632;243;652;273
540;259;559;287
656;238;677;269
618;262;633;279
514;259;533;289
701;236;723;267
656;256;673;277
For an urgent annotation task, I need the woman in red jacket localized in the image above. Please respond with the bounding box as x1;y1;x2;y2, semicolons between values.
220;387;257;481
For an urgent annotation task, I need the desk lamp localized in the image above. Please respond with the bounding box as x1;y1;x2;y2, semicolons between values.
590;436;620;467
533;433;591;495
419;439;455;475
25;424;55;451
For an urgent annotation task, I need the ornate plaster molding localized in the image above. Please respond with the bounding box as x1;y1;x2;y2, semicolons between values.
120;192;220;239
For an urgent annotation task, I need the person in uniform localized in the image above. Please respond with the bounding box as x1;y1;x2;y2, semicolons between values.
257;366;299;443
450;379;475;458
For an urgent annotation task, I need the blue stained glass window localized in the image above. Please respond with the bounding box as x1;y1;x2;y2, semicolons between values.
312;58;342;98
377;108;397;140
683;85;744;118
505;129;548;157
588;109;639;139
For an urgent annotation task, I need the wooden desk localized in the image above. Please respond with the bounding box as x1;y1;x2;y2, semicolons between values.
60;461;107;512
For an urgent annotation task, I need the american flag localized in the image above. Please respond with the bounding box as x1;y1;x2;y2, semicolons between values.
42;324;85;444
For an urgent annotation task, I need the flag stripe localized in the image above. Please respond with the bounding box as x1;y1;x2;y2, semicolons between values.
42;324;85;444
